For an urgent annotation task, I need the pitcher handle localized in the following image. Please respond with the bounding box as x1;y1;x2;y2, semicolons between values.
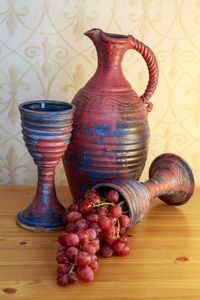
130;36;159;113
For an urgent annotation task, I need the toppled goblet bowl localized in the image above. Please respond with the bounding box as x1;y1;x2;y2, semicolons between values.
93;153;195;230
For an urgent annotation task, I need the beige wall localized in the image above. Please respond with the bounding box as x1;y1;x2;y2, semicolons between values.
0;0;199;187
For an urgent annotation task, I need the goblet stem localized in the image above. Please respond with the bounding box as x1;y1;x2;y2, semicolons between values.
32;166;63;211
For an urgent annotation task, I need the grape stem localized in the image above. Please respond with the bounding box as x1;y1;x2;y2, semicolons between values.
69;261;77;275
92;202;114;208
100;197;125;207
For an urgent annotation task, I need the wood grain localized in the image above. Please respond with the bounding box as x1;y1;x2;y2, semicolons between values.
0;186;200;300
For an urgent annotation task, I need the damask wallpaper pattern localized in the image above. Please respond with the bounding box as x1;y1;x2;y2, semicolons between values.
0;0;199;186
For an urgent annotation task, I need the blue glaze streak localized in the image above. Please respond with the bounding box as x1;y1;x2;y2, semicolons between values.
82;122;129;145
41;183;49;206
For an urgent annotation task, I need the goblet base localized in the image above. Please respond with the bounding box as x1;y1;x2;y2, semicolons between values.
16;200;66;232
16;213;65;232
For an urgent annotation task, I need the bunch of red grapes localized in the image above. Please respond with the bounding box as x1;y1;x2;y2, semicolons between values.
56;188;131;286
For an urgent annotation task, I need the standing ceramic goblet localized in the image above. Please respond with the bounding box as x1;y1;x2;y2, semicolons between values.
93;153;195;231
17;100;75;232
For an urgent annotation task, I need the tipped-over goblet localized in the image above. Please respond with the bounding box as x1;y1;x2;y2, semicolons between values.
17;100;75;232
93;153;195;230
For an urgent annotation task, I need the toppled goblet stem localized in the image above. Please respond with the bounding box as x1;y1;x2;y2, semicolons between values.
93;153;195;230
17;100;75;232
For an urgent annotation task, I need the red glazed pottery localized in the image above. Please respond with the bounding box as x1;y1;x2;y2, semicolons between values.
93;153;195;230
17;100;75;232
63;28;159;201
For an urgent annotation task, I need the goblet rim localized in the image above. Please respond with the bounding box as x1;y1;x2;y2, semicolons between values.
19;100;75;114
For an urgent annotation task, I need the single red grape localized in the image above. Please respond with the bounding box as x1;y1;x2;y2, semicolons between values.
65;223;75;233
86;228;96;241
58;233;67;246
77;229;88;244
113;240;125;253
83;241;97;255
78;201;93;214
88;194;101;205
119;215;130;228
75;251;91;267
97;206;109;217
86;212;98;223
98;216;111;230
110;205;122;218
57;273;68;286
77;266;94;282
89;259;99;271
107;189;119;203
67;211;82;223
56;252;67;264
57;263;70;274
85;190;98;200
74;218;88;231
65;246;79;260
100;244;114;258
103;225;115;239
68;273;78;284
65;233;79;247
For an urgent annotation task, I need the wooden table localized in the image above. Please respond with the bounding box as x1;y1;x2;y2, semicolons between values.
0;186;200;300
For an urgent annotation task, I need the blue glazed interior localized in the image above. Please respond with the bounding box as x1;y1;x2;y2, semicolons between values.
105;33;128;39
21;100;73;112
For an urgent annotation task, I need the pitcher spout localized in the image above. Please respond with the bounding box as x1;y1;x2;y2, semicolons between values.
84;28;102;43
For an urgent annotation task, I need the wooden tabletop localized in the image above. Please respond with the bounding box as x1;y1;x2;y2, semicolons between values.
0;186;200;300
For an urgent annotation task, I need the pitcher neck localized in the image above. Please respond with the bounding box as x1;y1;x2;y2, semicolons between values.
84;28;133;90
85;29;132;67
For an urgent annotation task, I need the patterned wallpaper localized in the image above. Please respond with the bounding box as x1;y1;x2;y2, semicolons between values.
0;0;199;187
